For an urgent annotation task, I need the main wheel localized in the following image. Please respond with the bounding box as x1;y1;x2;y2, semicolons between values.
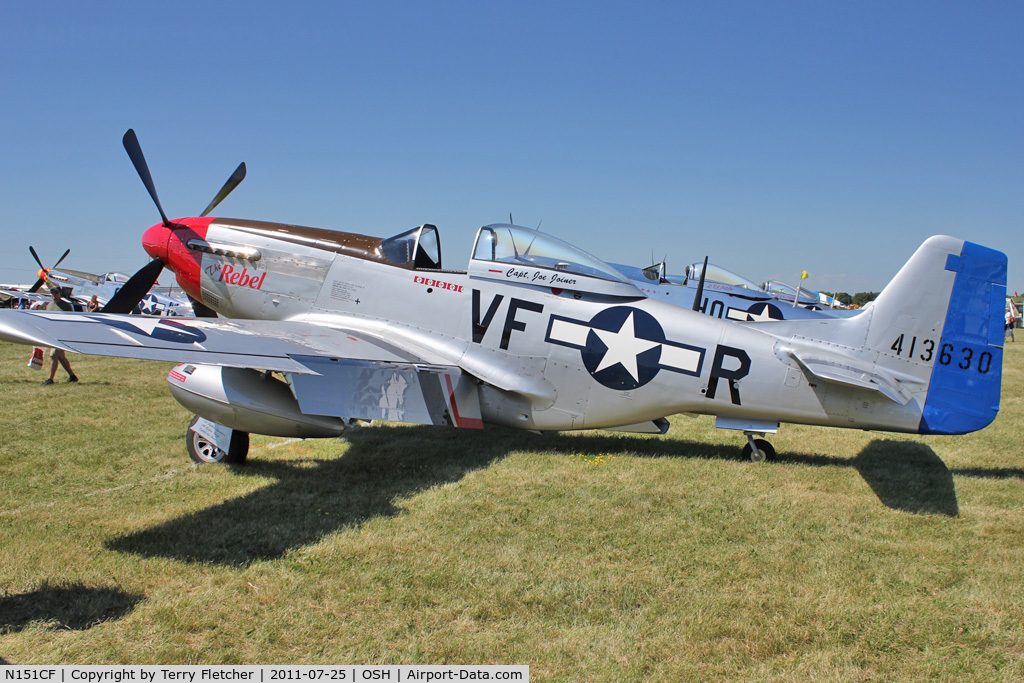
186;416;249;464
741;438;776;462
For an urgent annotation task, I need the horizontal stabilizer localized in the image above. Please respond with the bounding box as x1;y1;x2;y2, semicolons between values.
783;346;915;405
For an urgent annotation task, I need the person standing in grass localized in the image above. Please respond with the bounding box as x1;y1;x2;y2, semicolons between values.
42;288;79;385
1007;309;1016;342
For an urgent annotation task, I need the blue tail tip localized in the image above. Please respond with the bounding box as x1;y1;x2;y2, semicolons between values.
919;239;1005;436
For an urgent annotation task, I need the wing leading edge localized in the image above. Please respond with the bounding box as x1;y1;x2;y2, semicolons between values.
0;310;432;372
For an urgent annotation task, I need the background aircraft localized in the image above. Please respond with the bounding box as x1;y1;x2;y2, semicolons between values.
612;259;850;322
761;279;825;307
0;130;1007;466
26;247;194;315
0;287;51;309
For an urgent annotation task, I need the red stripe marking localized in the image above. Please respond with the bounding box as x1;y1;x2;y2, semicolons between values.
444;374;483;429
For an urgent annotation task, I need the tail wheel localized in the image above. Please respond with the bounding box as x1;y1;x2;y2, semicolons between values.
186;416;249;464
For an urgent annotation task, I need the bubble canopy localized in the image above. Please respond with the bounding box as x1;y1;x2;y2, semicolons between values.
686;262;763;291
469;224;641;297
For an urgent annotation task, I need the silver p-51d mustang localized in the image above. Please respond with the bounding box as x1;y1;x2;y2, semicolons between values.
0;131;1007;463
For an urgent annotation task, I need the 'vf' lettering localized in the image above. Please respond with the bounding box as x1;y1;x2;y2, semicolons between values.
470;289;544;350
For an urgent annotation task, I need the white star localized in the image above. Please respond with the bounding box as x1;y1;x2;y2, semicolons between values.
747;305;778;323
592;312;660;382
110;317;167;335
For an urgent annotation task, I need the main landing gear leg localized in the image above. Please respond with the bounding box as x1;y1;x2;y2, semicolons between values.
741;432;776;462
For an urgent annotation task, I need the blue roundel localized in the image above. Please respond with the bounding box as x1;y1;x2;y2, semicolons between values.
748;302;784;321
581;306;665;390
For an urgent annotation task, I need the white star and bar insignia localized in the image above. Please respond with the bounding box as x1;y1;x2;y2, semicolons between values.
545;306;705;390
726;302;784;322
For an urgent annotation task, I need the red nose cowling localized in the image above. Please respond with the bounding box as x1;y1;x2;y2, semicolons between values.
142;217;214;303
142;223;170;263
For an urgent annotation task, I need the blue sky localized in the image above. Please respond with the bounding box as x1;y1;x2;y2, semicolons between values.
2;1;1021;295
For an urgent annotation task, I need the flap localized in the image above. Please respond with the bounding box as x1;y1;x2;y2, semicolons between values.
289;356;483;428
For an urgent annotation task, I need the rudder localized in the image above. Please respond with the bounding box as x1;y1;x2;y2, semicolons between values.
918;240;1006;434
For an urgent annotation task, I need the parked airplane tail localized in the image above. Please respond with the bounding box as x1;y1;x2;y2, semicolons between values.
767;236;1006;434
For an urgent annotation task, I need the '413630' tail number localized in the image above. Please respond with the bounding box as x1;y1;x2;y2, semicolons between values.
891;334;993;374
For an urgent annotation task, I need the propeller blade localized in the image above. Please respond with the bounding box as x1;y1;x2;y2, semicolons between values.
187;294;218;318
123;129;170;226
200;162;246;217
692;255;709;313
52;248;71;269
28;278;45;293
100;258;165;314
29;246;45;270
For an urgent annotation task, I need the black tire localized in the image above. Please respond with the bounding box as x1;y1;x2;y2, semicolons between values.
741;438;776;463
186;416;249;464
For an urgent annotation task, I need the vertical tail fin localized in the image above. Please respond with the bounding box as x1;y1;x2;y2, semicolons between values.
863;236;1005;434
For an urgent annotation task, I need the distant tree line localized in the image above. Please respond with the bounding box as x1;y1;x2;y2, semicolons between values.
829;292;879;307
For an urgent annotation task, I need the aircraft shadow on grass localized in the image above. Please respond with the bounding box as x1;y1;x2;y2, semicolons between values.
784;441;960;517
784;442;1024;516
0;582;143;635
105;426;522;567
102;424;1009;567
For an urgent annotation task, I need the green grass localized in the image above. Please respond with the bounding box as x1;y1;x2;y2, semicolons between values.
1;340;1023;680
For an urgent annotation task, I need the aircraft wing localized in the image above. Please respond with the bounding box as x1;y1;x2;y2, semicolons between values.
0;309;484;428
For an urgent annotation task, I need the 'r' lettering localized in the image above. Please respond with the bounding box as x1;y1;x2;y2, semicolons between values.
706;344;750;405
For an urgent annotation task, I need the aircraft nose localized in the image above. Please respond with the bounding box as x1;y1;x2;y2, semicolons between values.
142;222;171;262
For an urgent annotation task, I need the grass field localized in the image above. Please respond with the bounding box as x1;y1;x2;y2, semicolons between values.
1;339;1023;680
